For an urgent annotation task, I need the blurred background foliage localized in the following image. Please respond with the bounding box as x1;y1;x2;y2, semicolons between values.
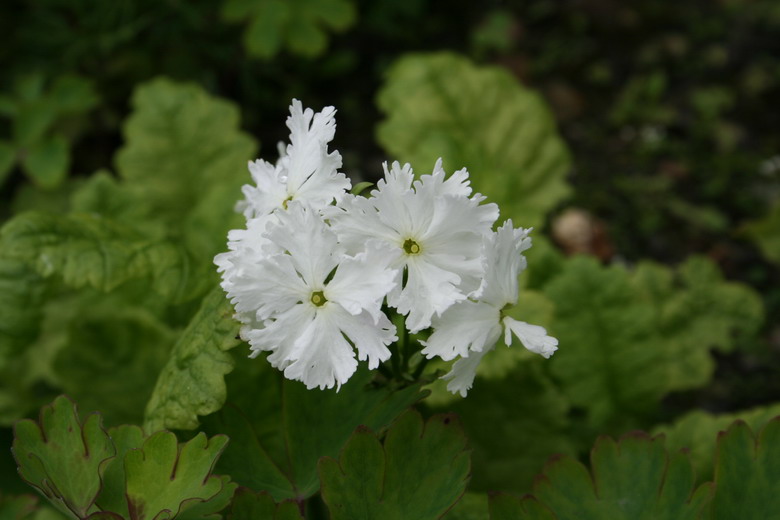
1;0;779;513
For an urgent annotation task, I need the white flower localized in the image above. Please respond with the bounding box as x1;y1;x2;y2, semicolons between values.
328;159;499;333
225;202;398;390
421;221;558;396
236;99;351;219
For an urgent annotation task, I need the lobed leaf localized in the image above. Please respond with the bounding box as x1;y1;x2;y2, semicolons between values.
123;432;234;520
319;410;470;520
143;288;241;433
427;360;574;494
377;52;571;228
708;417;780;519
206;364;426;500
654;402;780;484
494;432;712;519
12;396;115;519
221;0;356;59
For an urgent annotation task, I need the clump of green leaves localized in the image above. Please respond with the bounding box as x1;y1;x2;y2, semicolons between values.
12;396;235;520
0;74;97;189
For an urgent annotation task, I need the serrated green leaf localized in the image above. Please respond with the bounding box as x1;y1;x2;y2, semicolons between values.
0;494;38;520
206;364;426;500
1;212;203;301
654;403;780;486
143;288;241;433
226;489;303;520
319;410;470;520
123;432;234;520
544;255;763;428
0;140;16;186
707;418;780;519
513;433;712;520
21;135;69;189
115;78;256;259
377;52;571;228
743;203;780;264
12;396;115;519
428;360;574;494
222;0;355;59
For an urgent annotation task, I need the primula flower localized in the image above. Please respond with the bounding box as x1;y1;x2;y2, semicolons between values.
236;99;350;219
328;160;498;333
421;221;558;396
226;202;398;390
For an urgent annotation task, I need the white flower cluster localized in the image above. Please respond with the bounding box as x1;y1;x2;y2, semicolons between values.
216;100;558;395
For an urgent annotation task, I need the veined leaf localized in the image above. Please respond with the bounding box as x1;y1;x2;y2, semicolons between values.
490;432;712;519
204;363;426;501
319;410;470;520
115;78;256;259
654;401;780;484
427;360;574;494
12;396;115;519
1;212;203;302
143;288;241;433
708;418;780;519
544;255;763;428
123;432;235;520
377;52;571;228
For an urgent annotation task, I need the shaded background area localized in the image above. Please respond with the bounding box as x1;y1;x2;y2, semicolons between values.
1;0;779;505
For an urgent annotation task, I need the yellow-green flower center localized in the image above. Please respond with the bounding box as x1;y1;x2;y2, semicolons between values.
282;196;293;209
403;238;421;255
310;290;327;307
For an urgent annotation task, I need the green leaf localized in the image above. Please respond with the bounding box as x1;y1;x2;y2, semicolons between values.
222;0;356;59
1;212;203;301
143;288;241;433
14;102;56;146
0;494;38;520
488;494;554;520
48;76;99;115
708;418;780;519
0;140;16;187
206;363;426;500
115;78;257;259
504;432;712;519
94;426;145;516
377;52;571;228
12;396;115;519
743;203;780;264
319;410;470;519
21;135;69;189
123;432;235;520
442;492;489;520
52;304;176;427
427;360;574;494
226;489;303;520
654;403;780;486
544;255;763;428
